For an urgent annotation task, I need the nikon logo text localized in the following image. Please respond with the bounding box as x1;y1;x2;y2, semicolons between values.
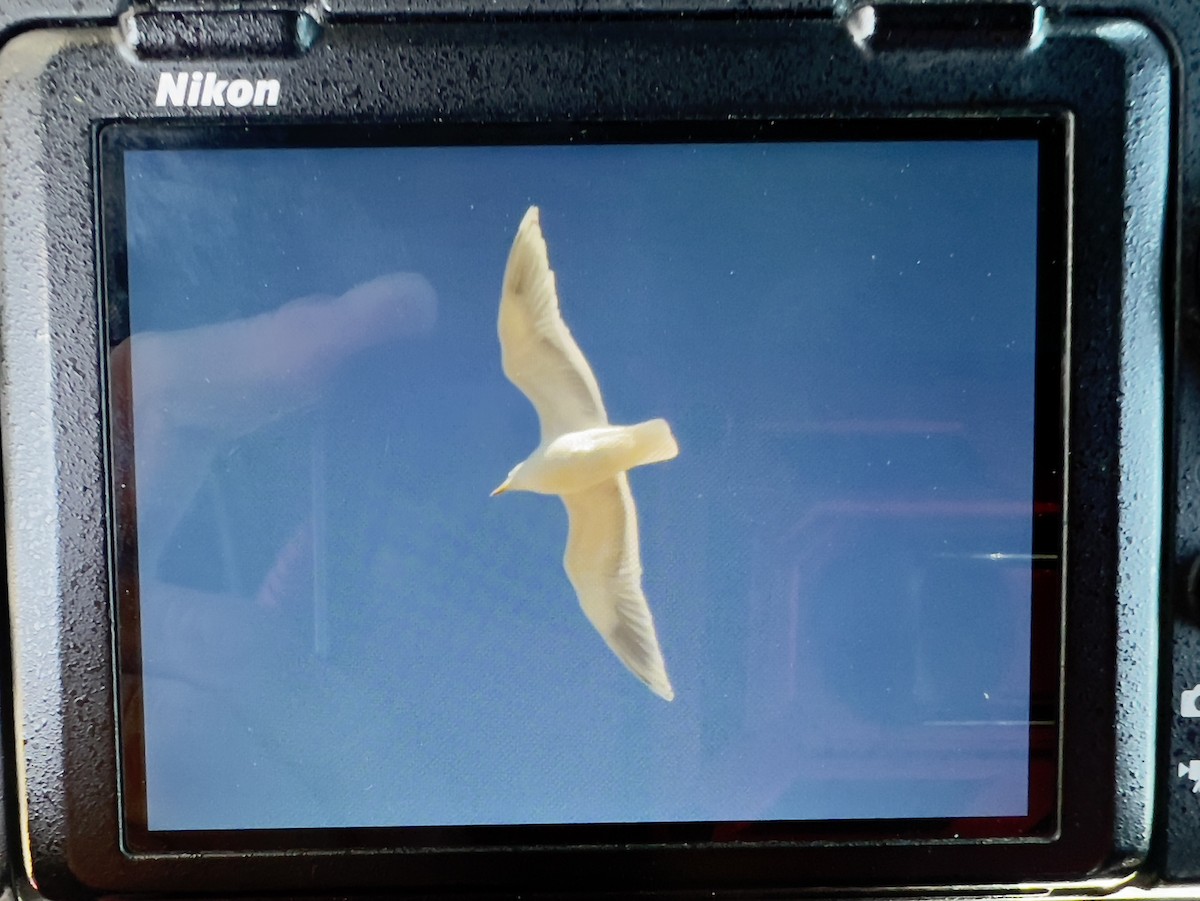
155;72;281;108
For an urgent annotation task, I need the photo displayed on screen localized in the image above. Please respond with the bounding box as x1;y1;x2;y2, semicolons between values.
110;134;1052;834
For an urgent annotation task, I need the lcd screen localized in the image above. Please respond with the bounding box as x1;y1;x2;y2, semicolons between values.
101;123;1063;847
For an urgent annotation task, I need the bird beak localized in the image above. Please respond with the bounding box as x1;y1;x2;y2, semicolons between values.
490;478;512;497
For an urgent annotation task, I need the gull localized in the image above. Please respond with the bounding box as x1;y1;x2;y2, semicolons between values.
491;206;679;701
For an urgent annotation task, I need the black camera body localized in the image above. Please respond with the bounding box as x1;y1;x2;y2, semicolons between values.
0;0;1193;897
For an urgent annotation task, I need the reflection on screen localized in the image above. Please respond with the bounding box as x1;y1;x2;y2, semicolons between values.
116;139;1043;832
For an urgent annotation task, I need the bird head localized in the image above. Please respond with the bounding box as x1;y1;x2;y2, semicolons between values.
490;464;522;497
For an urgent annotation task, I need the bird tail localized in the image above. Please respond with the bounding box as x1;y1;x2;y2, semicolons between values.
629;418;679;468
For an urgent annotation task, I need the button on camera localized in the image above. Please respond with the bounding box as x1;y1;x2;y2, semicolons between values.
1183;686;1200;718
1180;761;1200;793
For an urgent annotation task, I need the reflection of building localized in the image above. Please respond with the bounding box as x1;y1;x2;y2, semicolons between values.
695;416;1057;823
752;499;1035;723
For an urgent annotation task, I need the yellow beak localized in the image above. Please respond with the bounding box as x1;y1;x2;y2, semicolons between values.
490;478;512;497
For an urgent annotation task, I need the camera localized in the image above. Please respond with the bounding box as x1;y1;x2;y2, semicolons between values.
0;0;1193;897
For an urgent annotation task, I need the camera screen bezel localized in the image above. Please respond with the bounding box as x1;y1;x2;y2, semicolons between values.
0;11;1168;897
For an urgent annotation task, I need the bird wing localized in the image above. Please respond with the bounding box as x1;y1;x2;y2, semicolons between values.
562;475;675;701
499;206;608;442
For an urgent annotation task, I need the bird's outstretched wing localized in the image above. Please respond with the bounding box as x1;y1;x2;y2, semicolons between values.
562;475;674;701
499;207;608;442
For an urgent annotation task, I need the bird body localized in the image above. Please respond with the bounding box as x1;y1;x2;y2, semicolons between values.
493;419;677;498
493;206;678;701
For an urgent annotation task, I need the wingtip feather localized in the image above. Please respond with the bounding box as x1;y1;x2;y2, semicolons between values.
603;614;676;702
502;206;552;303
653;680;676;702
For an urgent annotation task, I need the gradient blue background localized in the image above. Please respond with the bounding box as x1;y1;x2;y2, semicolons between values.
122;139;1041;831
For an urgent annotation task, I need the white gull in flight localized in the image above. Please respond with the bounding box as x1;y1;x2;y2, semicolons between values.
491;206;678;701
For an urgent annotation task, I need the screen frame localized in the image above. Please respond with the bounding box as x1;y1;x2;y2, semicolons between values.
0;11;1167;897
98;117;1066;855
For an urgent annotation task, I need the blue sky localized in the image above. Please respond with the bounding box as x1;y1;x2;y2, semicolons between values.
122;138;1041;831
